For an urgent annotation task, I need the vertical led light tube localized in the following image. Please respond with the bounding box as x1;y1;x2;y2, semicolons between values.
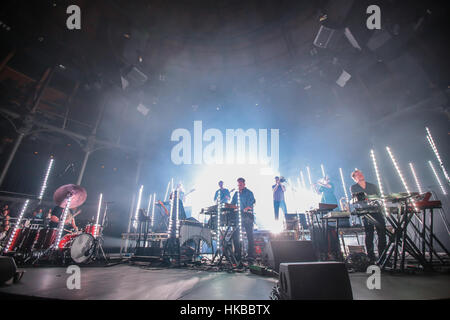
38;158;54;200
95;193;103;237
150;193;156;229
306;166;312;188
370;150;388;215
175;188;180;238
237;191;243;243
426;127;450;184
300;171;306;189
134;185;144;229
429;161;447;195
216;190;221;254
409;163;423;194
339;168;349;204
55;196;73;247
167;187;175;235
4;199;30;253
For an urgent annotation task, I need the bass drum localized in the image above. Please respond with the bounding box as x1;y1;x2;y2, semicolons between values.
70;233;95;264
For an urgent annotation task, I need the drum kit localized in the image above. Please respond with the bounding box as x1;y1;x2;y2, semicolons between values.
4;184;108;265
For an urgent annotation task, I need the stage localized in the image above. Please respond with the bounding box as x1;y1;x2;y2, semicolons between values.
1;264;449;300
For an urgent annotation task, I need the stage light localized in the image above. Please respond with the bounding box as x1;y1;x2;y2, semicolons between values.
133;185;144;229
176;188;180;238
4;199;29;253
321;164;326;178
426;127;450;184
167;186;175;235
150;192;156;229
95;193;102;237
429;161;447;195
306;166;312;188
370;150;388;215
300;170;306;189
146;194;153;217
237;191;243;243
386;147;412;194
55;196;73;247
409;163;423;194
164;180;170;202
38;158;54;201
216;191;221;254
339;168;349;204
386;147;419;212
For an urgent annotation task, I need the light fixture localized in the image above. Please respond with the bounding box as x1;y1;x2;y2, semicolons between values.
370;150;388;215
429;161;447;195
409;163;423;194
4;200;29;253
38;158;54;201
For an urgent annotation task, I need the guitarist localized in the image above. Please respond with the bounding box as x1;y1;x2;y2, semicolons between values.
231;177;256;262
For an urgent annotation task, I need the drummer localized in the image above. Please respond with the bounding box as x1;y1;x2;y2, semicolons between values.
49;206;79;234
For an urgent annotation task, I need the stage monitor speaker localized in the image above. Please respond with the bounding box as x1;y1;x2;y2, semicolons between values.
265;240;317;273
0;256;21;284
279;262;353;300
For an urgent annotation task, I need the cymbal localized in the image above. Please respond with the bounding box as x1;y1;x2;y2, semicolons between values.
53;184;87;209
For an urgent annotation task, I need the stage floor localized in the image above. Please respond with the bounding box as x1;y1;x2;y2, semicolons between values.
1;264;449;300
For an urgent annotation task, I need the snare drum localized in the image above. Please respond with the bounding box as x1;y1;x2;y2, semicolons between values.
34;228;57;250
84;223;101;237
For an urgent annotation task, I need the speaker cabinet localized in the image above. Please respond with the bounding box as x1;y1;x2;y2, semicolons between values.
265;240;317;273
279;262;353;300
0;256;18;284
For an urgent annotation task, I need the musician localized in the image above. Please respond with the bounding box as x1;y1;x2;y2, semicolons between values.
214;181;230;204
316;176;338;208
315;176;343;259
32;208;44;220
350;170;387;263
272;176;287;221
48;206;79;234
231;177;256;262
0;204;10;236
